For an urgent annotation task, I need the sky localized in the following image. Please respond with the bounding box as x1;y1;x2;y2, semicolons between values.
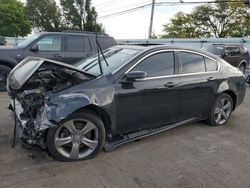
92;0;215;39
21;0;215;39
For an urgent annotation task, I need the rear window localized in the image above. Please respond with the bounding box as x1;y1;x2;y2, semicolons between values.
97;37;117;49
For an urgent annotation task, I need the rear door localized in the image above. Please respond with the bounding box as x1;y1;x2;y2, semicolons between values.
177;51;221;121
64;35;93;64
114;51;180;134
24;35;64;62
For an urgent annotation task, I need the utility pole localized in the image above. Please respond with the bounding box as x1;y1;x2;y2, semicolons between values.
80;0;85;31
148;0;155;39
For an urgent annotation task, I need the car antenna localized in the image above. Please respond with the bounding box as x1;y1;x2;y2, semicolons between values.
94;20;109;76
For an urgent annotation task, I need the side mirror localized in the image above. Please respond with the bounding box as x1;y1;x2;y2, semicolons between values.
30;44;39;52
126;71;147;81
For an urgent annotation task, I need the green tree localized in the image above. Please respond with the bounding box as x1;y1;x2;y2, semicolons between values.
60;0;104;32
0;0;31;37
26;0;63;32
162;0;250;38
162;12;209;38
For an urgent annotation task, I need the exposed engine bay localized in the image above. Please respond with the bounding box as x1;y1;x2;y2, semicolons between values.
8;59;92;148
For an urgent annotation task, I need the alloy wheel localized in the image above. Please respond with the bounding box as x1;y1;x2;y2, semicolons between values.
54;119;99;160
214;98;232;125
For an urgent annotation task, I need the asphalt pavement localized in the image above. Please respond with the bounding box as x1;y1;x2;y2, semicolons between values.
0;87;250;188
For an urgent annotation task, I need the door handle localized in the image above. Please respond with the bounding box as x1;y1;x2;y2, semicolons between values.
53;53;62;58
207;77;216;81
164;82;179;88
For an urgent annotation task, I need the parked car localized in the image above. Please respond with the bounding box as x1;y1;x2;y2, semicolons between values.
0;31;117;91
202;44;249;73
0;36;6;46
246;74;250;84
7;45;246;161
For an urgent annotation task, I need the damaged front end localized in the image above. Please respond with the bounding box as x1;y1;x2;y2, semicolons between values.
7;57;94;149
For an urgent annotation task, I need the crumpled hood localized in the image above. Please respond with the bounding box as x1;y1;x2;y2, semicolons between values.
7;56;89;91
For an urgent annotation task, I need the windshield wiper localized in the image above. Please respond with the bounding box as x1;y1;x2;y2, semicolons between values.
82;58;98;70
96;40;109;67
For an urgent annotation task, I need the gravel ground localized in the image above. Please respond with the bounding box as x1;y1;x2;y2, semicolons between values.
0;87;250;188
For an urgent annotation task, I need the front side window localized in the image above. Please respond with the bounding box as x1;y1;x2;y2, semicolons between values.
180;52;205;74
36;36;62;52
132;52;175;77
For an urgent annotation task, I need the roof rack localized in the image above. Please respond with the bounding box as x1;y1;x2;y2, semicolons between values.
124;43;163;47
62;30;109;36
212;43;243;46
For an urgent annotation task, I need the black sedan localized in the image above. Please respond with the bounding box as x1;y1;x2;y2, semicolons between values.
7;45;246;161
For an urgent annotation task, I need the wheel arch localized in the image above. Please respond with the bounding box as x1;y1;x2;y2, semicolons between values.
0;59;17;69
46;94;112;136
238;60;247;69
222;90;237;110
75;104;112;134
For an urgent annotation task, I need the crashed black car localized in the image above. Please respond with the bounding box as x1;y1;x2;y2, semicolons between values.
7;45;246;161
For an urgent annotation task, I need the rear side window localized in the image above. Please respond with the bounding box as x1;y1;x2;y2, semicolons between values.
225;47;241;56
205;57;218;72
66;36;84;52
180;52;205;74
132;52;175;77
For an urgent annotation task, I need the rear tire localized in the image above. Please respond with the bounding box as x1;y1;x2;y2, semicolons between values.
47;112;106;162
0;65;11;91
207;93;233;126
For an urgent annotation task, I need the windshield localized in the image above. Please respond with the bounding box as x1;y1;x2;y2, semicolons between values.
17;34;41;48
202;46;224;55
74;47;142;76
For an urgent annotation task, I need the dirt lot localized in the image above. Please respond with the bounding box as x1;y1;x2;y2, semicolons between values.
0;87;250;188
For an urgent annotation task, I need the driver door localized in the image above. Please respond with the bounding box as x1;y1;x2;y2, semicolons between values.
114;51;180;135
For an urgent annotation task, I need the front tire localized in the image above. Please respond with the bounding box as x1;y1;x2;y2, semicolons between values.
207;93;233;126
47;112;105;162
